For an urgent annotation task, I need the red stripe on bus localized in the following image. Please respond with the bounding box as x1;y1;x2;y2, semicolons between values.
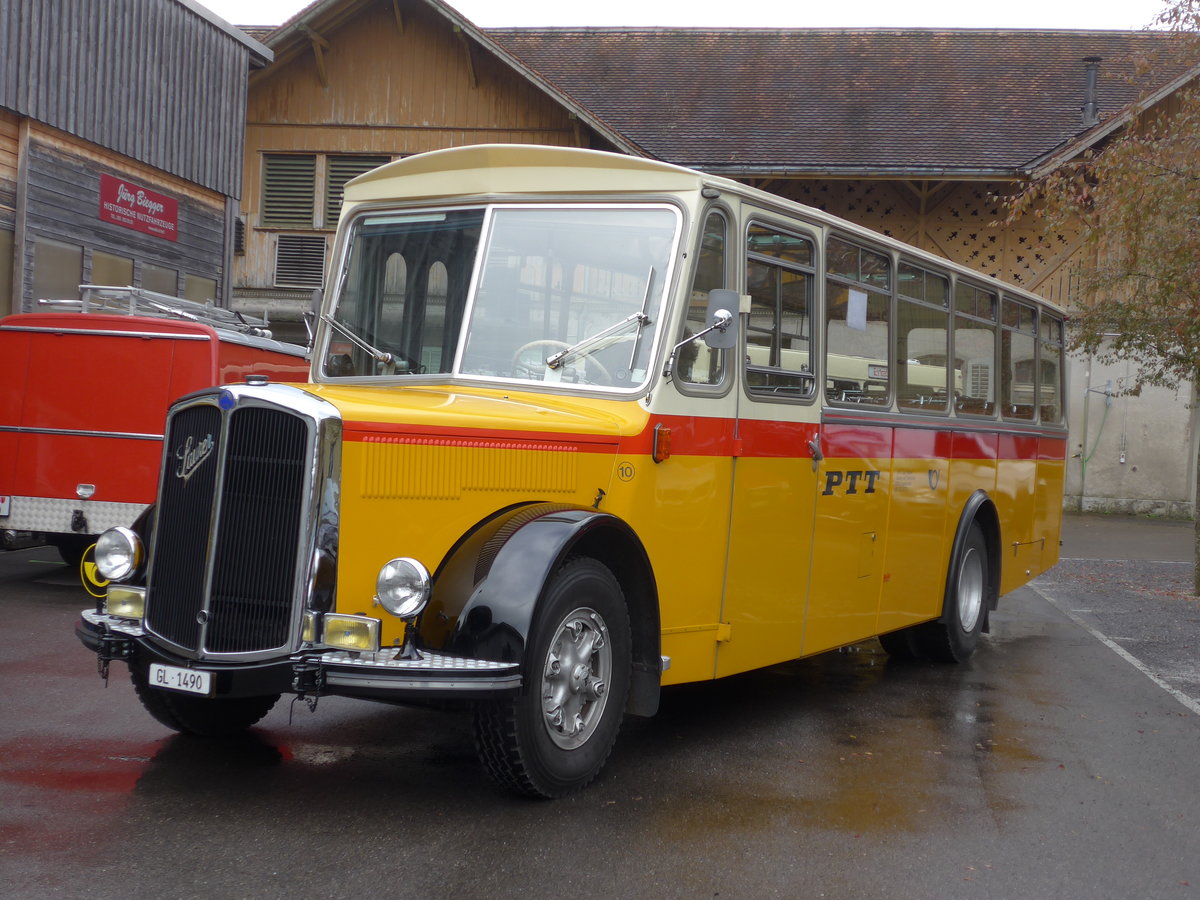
344;415;1068;461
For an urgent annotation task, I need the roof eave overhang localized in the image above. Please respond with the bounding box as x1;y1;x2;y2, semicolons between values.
1026;62;1200;179
696;165;1024;181
254;0;647;158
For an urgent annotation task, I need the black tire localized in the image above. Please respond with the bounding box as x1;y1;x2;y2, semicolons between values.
474;557;631;798
130;666;280;737
878;626;924;660
919;524;990;663
52;535;92;570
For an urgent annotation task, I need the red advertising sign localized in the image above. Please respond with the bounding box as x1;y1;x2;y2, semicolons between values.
99;174;178;241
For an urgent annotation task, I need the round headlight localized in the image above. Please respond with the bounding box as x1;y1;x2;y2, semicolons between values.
375;557;431;619
94;526;143;582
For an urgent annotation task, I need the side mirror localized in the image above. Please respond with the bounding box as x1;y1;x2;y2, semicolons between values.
663;289;739;379
703;289;739;349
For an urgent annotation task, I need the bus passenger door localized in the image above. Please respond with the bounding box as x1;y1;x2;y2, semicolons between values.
717;411;820;678
715;221;821;678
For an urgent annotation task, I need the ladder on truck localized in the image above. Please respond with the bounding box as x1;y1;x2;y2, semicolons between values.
36;285;275;339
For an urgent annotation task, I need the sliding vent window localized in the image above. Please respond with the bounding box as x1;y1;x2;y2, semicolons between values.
897;262;950;412
744;224;816;399
825;237;891;406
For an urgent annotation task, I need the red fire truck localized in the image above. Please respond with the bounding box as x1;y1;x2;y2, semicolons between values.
0;286;309;593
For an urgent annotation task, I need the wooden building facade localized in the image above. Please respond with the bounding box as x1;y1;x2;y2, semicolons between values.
233;0;629;332
0;0;269;317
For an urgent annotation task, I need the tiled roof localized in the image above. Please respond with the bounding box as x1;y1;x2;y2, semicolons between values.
487;29;1199;175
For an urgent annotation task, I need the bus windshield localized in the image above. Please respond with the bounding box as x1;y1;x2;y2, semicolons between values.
323;204;680;389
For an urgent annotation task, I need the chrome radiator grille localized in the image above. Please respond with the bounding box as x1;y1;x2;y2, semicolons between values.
146;400;312;658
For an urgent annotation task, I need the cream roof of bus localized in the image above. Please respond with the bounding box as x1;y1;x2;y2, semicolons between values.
342;144;709;204
342;143;1066;317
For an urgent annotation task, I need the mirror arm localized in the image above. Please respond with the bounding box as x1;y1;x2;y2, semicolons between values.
662;309;733;378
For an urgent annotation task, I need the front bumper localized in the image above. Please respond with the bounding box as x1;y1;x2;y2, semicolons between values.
77;610;522;702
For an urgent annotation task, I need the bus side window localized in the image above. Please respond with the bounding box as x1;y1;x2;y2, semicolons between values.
678;211;727;385
1001;298;1037;421
953;283;998;417
897;261;950;412
1039;314;1065;423
743;223;816;399
825;237;890;407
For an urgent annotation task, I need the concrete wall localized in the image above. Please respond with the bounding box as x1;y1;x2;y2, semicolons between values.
1065;353;1197;519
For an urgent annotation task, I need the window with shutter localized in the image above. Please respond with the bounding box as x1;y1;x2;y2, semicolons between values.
262;154;317;227
275;234;327;289
324;155;392;226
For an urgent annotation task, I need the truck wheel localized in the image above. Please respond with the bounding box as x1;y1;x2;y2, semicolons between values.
920;524;989;663
52;535;92;570
474;557;631;798
131;666;280;737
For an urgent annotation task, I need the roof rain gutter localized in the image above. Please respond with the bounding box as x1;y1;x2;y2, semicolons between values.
697;165;1022;180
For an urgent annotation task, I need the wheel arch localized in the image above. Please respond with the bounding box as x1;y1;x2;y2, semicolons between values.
417;502;661;717
944;490;1002;626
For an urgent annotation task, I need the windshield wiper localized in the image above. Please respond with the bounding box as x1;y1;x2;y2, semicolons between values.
546;311;650;371
546;266;656;372
321;314;394;367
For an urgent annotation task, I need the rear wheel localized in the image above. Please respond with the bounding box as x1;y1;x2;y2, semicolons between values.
920;524;989;663
131;666;279;737
474;557;631;798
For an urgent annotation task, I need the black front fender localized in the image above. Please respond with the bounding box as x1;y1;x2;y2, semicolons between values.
416;502;661;716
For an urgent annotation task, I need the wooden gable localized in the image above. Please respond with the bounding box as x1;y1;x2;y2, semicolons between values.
235;0;598;305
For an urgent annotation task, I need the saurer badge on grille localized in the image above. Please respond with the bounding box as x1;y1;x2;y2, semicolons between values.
174;433;214;483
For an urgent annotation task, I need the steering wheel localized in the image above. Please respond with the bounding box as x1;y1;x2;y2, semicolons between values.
511;340;613;385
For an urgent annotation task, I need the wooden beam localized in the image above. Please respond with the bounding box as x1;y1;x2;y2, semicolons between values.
299;26;330;88
454;26;478;88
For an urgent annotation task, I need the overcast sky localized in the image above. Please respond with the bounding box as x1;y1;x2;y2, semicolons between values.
199;0;1172;30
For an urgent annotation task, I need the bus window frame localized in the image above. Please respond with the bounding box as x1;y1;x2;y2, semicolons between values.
1037;308;1066;426
999;295;1039;423
950;278;1000;421
740;215;821;407
824;234;893;410
895;258;952;416
672;202;736;397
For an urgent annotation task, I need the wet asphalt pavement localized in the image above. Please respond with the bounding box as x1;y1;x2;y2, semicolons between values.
1;513;1197;899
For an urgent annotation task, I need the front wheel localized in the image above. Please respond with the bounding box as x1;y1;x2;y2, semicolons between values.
919;524;990;663
474;557;631;798
131;666;280;737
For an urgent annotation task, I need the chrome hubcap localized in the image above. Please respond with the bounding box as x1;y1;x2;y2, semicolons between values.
957;547;984;632
541;607;611;750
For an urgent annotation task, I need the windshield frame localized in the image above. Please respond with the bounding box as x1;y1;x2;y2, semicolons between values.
317;199;686;396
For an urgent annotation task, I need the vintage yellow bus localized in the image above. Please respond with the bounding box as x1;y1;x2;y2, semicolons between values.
78;145;1066;797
